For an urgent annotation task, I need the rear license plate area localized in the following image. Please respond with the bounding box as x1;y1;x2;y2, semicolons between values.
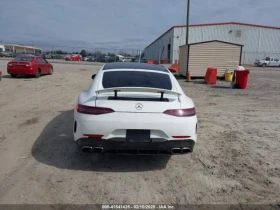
126;130;151;142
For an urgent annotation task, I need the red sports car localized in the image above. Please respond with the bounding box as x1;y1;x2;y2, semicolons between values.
65;54;82;61
7;55;53;78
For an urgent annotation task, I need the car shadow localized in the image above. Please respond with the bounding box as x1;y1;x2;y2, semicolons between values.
2;74;48;79
210;85;232;89
31;110;171;172
190;80;205;84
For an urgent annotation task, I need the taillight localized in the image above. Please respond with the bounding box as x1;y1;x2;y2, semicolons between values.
77;104;114;115
83;134;103;138
163;108;196;117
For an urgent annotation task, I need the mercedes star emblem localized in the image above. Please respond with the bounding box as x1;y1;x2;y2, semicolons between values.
135;103;143;110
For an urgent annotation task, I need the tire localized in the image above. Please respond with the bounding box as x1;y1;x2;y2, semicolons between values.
11;74;18;78
262;63;266;67
49;67;53;75
35;69;41;78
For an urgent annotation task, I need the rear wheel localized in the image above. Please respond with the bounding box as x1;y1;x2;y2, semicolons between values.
11;74;18;78
49;67;53;75
35;69;41;78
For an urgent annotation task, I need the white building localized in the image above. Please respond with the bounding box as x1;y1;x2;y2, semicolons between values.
144;22;280;64
0;43;42;54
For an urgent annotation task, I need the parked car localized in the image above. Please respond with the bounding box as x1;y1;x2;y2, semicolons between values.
7;55;53;78
122;57;132;62
0;51;13;58
255;57;280;67
107;56;120;63
44;54;52;59
95;56;107;62
74;62;197;154
65;54;82;61
87;56;96;62
83;56;91;61
140;58;147;63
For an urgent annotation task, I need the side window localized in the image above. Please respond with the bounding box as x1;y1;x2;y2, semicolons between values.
37;58;43;63
275;58;279;62
270;58;274;61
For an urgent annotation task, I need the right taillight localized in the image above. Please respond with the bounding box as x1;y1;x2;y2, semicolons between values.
77;104;114;115
163;108;196;117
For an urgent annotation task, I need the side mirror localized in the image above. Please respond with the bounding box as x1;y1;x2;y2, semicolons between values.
91;74;96;80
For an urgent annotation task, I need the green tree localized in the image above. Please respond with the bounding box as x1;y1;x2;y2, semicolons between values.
80;49;87;57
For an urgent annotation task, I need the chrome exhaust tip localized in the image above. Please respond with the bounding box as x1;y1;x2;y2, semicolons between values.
171;148;181;154
171;147;192;154
81;146;93;153
181;147;192;154
92;147;104;153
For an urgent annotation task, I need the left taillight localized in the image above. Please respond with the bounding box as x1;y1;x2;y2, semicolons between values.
163;108;196;117
77;104;114;115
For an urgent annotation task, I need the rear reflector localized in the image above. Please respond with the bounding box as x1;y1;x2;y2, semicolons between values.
83;134;104;138
77;104;114;115
172;136;191;138
163;108;196;117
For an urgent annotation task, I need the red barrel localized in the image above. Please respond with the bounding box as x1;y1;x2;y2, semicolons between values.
235;70;250;89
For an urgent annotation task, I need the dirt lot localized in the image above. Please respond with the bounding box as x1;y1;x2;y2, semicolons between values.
0;60;279;205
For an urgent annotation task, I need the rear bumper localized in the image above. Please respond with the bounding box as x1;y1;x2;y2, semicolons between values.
7;68;36;75
76;138;195;154
74;112;197;142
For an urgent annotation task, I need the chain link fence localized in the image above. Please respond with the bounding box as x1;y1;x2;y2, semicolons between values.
0;43;144;61
2;42;280;65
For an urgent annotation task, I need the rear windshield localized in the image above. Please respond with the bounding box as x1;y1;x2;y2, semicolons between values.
102;71;172;90
14;56;34;61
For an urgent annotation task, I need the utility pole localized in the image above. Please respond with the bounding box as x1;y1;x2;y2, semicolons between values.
186;0;190;45
186;0;190;79
139;49;141;63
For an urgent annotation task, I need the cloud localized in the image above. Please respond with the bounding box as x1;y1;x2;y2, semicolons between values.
0;0;279;51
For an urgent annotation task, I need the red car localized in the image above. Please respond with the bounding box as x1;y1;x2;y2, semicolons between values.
7;55;53;78
65;54;82;61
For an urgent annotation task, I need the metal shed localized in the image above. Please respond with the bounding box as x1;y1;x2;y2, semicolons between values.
179;40;243;77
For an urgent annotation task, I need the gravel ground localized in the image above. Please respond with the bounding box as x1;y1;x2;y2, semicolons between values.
0;60;279;206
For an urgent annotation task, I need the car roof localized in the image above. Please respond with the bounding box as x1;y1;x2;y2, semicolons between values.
103;62;169;72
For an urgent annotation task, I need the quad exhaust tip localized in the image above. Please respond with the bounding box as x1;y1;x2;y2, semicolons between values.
80;146;104;153
171;147;191;154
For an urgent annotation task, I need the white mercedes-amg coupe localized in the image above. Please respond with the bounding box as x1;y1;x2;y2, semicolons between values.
74;63;197;154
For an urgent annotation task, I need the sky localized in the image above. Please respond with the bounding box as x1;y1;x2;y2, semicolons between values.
0;0;279;52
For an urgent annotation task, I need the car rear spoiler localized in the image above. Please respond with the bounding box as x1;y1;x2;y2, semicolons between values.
96;87;181;100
